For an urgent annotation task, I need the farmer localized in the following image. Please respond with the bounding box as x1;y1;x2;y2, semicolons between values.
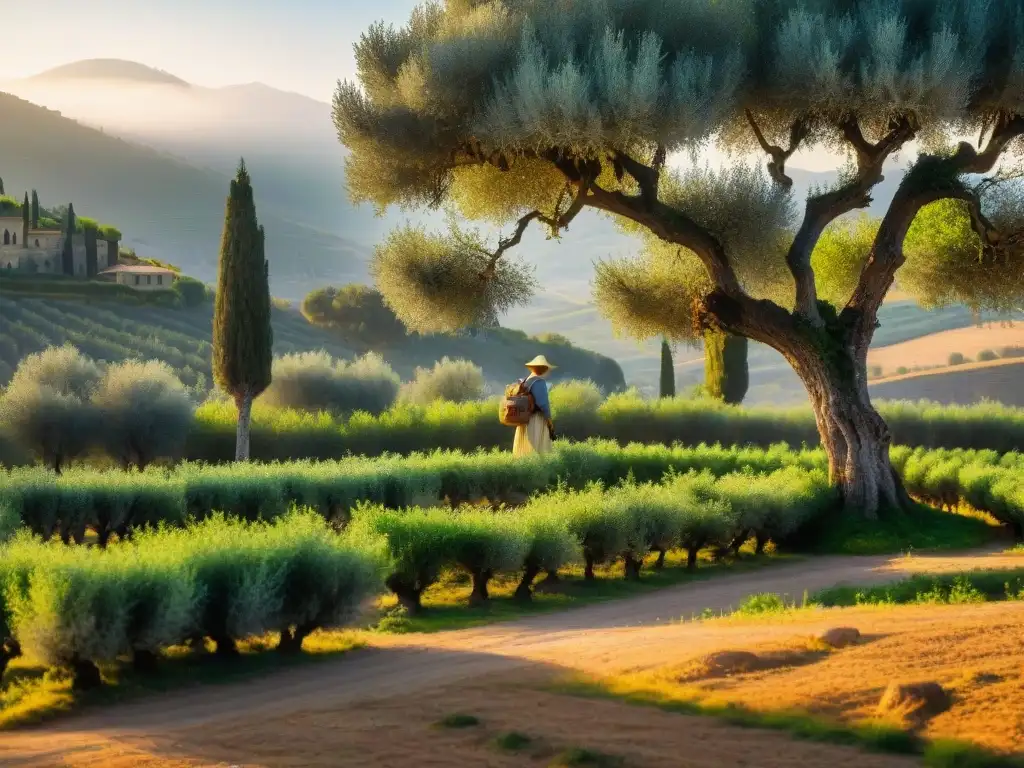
513;355;556;456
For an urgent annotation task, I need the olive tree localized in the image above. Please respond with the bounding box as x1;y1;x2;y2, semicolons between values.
335;0;1024;517
0;346;101;473
92;360;195;470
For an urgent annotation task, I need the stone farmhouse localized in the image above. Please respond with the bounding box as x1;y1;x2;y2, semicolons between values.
0;212;116;277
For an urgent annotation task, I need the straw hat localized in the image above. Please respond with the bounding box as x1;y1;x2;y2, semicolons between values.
525;355;556;370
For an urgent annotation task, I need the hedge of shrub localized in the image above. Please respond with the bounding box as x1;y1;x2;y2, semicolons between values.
0;511;382;687
348;464;834;612
184;392;1024;463
0;440;825;543
892;446;1024;538
4;440;1024;546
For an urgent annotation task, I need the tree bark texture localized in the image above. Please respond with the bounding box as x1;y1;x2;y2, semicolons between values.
234;391;253;462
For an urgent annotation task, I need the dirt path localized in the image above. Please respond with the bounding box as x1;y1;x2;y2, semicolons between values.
1;546;1019;764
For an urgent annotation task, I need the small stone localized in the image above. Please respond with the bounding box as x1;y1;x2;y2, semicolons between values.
877;681;951;720
695;650;761;677
818;627;861;649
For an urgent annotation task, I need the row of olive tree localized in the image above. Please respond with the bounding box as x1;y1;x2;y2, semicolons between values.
0;346;195;472
335;0;1024;517
262;351;486;416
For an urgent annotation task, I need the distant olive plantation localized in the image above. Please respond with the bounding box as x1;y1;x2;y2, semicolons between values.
0;296;358;391
0;293;626;394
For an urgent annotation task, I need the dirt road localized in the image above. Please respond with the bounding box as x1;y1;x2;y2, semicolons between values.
2;547;1019;766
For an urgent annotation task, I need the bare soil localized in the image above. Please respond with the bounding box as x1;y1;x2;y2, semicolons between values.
1;547;1019;767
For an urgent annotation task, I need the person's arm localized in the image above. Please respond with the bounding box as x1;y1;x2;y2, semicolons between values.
531;379;555;437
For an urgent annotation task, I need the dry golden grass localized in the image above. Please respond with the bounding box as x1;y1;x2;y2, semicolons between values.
602;603;1024;755
868;324;1024;372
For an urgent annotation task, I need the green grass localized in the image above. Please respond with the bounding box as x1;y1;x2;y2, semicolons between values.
796;502;996;555
436;713;481;729
812;570;1024;607
548;747;625;767
494;731;533;750
0;629;364;730
551;678;1024;768
370;547;795;634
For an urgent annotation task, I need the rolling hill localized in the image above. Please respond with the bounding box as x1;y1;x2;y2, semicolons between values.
0;92;368;296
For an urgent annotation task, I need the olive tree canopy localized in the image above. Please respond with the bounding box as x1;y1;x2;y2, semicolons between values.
335;0;1024;516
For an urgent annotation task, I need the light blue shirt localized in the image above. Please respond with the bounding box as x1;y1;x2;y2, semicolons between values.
524;375;551;420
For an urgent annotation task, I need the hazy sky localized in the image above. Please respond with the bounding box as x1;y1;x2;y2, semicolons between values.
4;0;418;102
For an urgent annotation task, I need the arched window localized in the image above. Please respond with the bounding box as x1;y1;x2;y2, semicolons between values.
3;230;9;245
43;260;49;270
12;233;16;245
34;239;39;247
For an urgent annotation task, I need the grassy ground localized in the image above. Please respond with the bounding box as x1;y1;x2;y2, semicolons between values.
812;569;1024;607
795;503;998;556
370;546;794;634
0;630;364;730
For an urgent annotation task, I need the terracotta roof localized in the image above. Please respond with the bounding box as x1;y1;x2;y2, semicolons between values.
99;264;177;275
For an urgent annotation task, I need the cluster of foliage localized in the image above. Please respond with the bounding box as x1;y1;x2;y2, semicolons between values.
184;388;1024;464
301;284;408;348
398;357;486;406
263;351;401;416
0;511;381;686
353;465;833;611
0;346;195;472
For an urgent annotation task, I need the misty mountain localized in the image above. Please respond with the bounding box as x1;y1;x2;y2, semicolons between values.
30;59;189;86
0;92;367;295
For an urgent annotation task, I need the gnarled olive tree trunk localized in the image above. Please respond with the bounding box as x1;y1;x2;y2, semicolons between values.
705;292;912;520
788;342;908;518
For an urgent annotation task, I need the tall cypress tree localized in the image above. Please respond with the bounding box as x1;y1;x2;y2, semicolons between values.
61;203;76;275
30;190;39;229
704;331;749;405
659;338;675;398
21;193;29;246
0;177;5;196
212;160;273;461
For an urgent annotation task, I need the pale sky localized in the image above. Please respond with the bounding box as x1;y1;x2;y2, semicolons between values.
3;0;418;103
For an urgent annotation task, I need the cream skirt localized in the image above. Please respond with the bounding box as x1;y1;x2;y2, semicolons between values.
513;412;552;456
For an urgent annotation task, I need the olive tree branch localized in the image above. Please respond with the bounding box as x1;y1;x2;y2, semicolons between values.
783;115;917;325
846;111;1024;341
745;110;809;188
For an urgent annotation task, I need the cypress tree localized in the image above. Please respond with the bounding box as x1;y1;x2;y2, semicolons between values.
704;331;749;405
212;160;273;461
721;335;749;405
31;190;39;229
0;177;4;195
21;193;29;246
61;203;76;275
659;338;675;398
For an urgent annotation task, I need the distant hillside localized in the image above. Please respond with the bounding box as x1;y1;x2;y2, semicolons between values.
30;59;188;86
869;359;1024;406
0;92;368;296
0;294;625;395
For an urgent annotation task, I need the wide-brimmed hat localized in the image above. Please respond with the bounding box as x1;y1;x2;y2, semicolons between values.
525;355;556;370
